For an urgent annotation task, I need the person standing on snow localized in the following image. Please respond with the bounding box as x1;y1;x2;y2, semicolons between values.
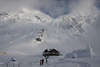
40;59;44;66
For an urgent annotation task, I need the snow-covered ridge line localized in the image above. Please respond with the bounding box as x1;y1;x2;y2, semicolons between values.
0;8;53;24
52;10;99;34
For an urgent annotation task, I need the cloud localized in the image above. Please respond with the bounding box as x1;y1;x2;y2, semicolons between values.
0;0;78;18
0;0;34;12
69;0;97;15
0;0;99;18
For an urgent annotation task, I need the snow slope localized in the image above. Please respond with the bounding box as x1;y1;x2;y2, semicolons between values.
0;8;52;55
0;7;99;56
0;7;100;67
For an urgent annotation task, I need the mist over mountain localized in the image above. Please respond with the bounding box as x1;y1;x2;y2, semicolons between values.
0;0;100;67
0;6;99;56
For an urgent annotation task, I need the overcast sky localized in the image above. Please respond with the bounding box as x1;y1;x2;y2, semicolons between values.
0;0;100;17
0;0;81;18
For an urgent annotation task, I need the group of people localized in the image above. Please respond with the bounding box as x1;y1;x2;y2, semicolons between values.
40;59;44;66
40;58;48;66
40;49;49;66
40;49;60;66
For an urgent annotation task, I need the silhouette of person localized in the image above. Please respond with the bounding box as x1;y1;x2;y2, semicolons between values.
40;59;44;66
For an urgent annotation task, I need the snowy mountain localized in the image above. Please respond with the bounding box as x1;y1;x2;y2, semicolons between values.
0;8;52;24
0;7;99;55
0;8;100;67
0;8;52;54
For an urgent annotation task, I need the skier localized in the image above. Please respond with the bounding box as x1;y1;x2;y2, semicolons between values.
35;28;44;42
40;59;44;66
43;49;49;63
39;28;44;37
45;56;48;64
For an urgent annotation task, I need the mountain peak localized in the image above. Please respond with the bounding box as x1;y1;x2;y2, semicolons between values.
0;8;52;24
